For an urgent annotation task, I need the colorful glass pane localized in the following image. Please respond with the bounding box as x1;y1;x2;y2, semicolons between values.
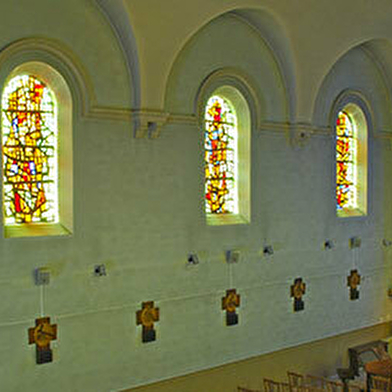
2;75;58;224
204;95;237;214
336;111;357;211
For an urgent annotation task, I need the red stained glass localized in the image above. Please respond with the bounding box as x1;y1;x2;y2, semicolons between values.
204;96;237;214
2;75;58;224
336;111;356;211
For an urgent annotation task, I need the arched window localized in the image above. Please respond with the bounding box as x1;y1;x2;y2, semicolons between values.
205;95;237;215
2;75;58;224
203;86;250;225
1;62;73;237
335;103;368;217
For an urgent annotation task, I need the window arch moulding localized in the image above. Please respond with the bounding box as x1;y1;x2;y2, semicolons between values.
1;61;73;238
197;73;256;226
0;37;132;124
332;92;370;218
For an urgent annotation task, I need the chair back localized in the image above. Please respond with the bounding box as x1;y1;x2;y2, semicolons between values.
326;380;344;392
288;372;306;392
264;378;282;392
280;382;291;392
347;383;363;392
369;375;391;392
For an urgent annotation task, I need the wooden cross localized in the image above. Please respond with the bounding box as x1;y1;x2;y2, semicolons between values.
347;269;361;300
136;301;160;343
290;278;306;312
222;289;240;326
28;317;57;364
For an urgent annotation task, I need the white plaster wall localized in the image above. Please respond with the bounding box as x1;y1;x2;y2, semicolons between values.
165;14;288;121
0;0;132;109
313;45;392;131
0;1;391;392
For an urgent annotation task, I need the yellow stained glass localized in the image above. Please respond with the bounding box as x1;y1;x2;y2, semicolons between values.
336;111;357;211
2;75;58;224
204;95;237;214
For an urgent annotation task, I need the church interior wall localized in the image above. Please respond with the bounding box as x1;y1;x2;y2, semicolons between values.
1;1;392;391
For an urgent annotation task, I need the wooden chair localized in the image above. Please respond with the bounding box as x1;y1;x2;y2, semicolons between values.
368;375;391;392
347;382;364;392
264;378;282;392
305;375;328;390
288;372;306;392
325;380;344;392
263;379;291;392
280;382;291;392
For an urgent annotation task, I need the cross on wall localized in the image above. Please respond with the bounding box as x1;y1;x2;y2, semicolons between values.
222;289;240;326
291;278;306;312
136;301;160;343
347;269;361;300
28;317;57;364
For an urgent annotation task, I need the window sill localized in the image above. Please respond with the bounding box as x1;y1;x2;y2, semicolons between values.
207;213;249;226
337;208;367;218
4;223;72;238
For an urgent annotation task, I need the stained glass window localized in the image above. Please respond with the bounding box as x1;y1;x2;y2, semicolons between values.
204;95;238;215
2;75;58;225
336;110;357;211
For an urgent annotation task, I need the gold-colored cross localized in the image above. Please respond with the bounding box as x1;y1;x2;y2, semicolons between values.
136;301;159;343
222;289;240;326
28;317;57;364
290;278;306;312
347;269;361;289
222;289;240;312
347;269;361;300
291;278;306;300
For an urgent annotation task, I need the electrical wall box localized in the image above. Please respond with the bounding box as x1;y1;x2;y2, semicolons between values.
383;239;392;247
349;237;361;249
34;268;50;286
187;253;199;265
226;250;240;264
94;264;107;277
324;240;334;250
263;246;274;256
